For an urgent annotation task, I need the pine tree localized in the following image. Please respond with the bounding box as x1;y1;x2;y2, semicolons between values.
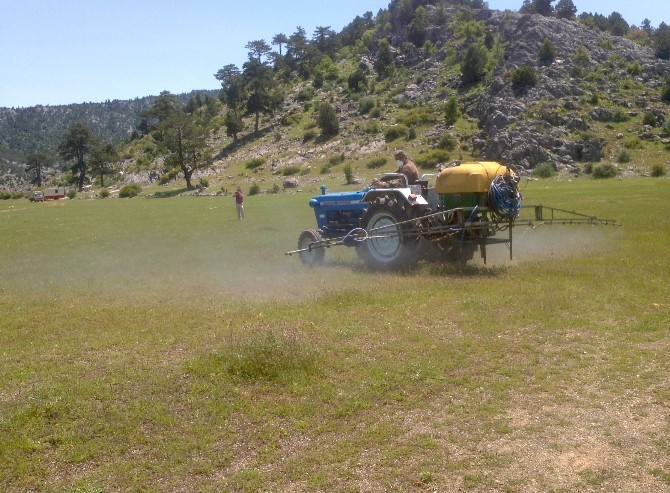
539;37;557;65
655;25;670;59
58;123;98;191
25;152;52;187
317;103;339;138
555;0;577;19
461;44;488;83
374;39;395;79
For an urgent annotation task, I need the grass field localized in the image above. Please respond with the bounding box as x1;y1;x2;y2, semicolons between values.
1;177;669;492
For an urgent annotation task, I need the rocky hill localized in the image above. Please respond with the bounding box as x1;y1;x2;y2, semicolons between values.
472;12;669;172
3;0;669;192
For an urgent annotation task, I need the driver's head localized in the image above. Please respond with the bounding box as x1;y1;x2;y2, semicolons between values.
394;150;408;165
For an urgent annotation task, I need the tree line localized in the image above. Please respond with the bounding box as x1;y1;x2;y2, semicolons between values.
519;0;670;58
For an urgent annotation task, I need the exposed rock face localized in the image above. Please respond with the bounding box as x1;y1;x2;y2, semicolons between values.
469;12;670;172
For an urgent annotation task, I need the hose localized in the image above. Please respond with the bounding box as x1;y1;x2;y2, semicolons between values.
341;227;369;246
488;174;522;220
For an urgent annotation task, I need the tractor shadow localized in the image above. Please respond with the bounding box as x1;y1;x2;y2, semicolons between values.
419;261;508;278
320;258;507;278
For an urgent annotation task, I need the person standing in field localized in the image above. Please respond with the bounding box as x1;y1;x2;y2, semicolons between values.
234;187;245;220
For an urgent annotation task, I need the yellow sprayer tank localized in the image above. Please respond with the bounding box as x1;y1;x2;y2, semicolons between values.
435;161;513;209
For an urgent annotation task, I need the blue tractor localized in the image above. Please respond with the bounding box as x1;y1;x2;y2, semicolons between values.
288;161;617;270
296;172;432;269
291;163;522;269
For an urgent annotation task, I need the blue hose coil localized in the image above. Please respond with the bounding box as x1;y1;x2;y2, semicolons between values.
488;175;522;219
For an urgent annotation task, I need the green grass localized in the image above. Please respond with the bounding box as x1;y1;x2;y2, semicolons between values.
1;178;670;491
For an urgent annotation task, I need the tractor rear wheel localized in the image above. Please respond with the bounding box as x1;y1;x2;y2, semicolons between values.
357;198;418;270
298;229;325;266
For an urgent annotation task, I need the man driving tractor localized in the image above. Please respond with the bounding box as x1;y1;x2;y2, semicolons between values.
371;149;420;188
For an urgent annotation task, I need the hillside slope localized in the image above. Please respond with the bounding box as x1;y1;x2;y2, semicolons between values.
187;7;670;194
3;1;669;192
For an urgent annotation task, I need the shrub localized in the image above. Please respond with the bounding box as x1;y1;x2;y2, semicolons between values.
365;122;381;134
367;157;388;169
570;65;585;78
511;66;538;90
192;330;318;382
358;97;376;115
650;164;666;177
414;150;451;169
531;162;556;178
592;163;619;178
643;112;658;126
329;153;345;165
444;96;461;126
539;37;557;65
617;150;631;163
119;184;142;198
99;189;110;198
159;168;179;185
598;38;615;50
399;107;437;126
245;157;266;170
317;103;339;137
320;164;332;174
407;126;417;140
384;125;409;142
624;137;643;149
199;177;209;188
248;183;261;196
662;80;670;103
1;192;24;200
302;129;317;143
67;190;77;199
271;183;282;194
461;43;488;83
573;46;590;66
296;87;315;102
627;63;642;76
343;163;354;184
348;68;368;92
612;109;630;123
437;134;457;151
282;165;301;176
280;112;302;127
312;71;324;89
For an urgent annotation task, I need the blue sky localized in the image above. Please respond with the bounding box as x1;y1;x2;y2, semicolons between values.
1;0;669;108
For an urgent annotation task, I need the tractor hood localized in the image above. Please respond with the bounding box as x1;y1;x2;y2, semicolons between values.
309;189;368;209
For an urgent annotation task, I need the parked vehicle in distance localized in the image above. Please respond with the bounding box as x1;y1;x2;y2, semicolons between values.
29;191;44;202
43;187;68;200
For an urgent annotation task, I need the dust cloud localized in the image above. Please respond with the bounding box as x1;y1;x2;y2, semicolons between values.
478;224;621;265
1;233;362;304
2;221;620;303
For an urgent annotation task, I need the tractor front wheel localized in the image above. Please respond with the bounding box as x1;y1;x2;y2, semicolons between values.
298;229;325;266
